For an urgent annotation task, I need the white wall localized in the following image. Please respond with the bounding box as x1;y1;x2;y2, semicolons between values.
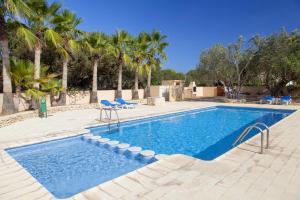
138;89;144;99
150;86;160;97
122;90;132;100
196;87;204;97
202;87;217;97
66;91;90;105
97;90;115;101
0;89;146;114
183;87;217;98
150;86;169;98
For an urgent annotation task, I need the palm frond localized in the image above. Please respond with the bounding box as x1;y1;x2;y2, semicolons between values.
16;26;38;50
44;28;63;48
47;1;61;18
123;54;132;66
25;88;45;100
68;39;79;54
57;46;69;59
5;0;32;18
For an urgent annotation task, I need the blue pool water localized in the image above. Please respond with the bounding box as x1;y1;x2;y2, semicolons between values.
90;106;294;160
6;136;146;199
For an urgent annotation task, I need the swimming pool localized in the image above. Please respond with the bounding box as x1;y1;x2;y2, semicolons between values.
90;106;295;160
5;105;294;198
6;136;146;199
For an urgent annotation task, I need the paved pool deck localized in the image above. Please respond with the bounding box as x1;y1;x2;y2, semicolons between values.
0;101;300;200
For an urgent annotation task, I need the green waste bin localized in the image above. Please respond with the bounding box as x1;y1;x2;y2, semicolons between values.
39;97;47;118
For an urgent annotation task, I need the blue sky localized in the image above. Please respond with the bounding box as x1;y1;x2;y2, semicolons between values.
58;0;300;72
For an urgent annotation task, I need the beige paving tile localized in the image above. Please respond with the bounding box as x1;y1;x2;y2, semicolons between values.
82;187;114;200
72;193;89;200
0;171;32;188
142;185;179;200
0;182;43;200
114;176;147;193
126;171;158;190
158;185;191;200
18;189;54;200
188;185;224;200
0;177;36;194
137;166;164;179
99;181;129;198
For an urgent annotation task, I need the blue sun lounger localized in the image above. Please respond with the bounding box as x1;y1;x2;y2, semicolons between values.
280;96;292;105
261;96;275;104
116;98;137;109
99;100;121;123
100;100;119;108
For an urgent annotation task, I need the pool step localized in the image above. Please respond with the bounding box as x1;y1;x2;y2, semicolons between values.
82;134;157;164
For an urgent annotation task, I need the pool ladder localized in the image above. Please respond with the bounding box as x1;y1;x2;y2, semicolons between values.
233;122;270;154
100;107;120;130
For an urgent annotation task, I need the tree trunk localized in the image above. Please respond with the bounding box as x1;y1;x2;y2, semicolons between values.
50;93;58;107
132;69;139;100
90;60;98;103
34;44;42;89
57;58;68;106
269;80;287;97
234;64;241;99
30;43;42;109
145;67;151;98
0;14;16;114
220;81;231;99
116;62;123;99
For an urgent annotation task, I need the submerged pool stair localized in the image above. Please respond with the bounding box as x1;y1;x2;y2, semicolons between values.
82;133;157;164
233;122;270;154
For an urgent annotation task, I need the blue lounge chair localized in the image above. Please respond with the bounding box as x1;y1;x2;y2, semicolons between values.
280;96;292;105
261;96;275;104
99;100;120;122
100;100;119;108
116;98;137;109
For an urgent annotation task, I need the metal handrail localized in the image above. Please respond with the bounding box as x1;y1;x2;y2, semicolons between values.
233;122;270;154
252;122;270;148
112;108;120;128
100;107;120;130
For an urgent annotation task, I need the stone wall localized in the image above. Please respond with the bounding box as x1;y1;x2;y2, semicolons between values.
150;86;169;98
183;87;218;99
122;90;133;100
240;86;269;95
183;86;270;99
150;85;184;101
0;89;145;114
0;93;3;114
66;91;90;105
202;87;218;97
97;90;115;101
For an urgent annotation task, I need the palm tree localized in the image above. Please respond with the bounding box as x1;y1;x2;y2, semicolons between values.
10;58;44;99
10;58;35;109
82;32;109;103
144;57;161;96
40;73;63;106
51;9;82;105
0;0;32;114
145;31;168;97
129;32;150;99
25;0;62;97
110;30;130;99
